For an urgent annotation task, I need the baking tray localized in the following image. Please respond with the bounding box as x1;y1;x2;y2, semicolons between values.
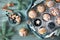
27;0;60;39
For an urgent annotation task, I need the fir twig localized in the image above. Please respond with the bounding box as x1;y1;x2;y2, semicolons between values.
0;21;15;40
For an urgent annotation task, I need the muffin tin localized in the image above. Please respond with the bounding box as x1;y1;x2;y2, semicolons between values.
27;0;60;39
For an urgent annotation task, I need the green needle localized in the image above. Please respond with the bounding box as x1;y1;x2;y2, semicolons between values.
7;27;13;33
5;37;9;40
2;21;6;35
6;32;14;37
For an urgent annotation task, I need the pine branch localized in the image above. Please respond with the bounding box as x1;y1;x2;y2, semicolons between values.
6;32;14;37
7;27;13;33
0;32;2;36
5;37;9;40
0;21;15;40
18;0;32;10
2;21;6;35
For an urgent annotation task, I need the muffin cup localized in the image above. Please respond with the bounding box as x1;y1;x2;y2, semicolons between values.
42;13;51;22
8;12;22;25
55;16;60;27
49;7;60;17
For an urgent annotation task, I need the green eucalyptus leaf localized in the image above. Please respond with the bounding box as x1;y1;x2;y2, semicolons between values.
2;21;7;35
6;32;14;37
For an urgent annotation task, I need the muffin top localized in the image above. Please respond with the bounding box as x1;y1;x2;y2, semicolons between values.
55;0;60;3
38;28;46;34
9;13;21;24
28;10;37;19
19;28;28;36
50;7;59;16
56;17;60;25
43;14;50;21
37;5;45;13
46;0;54;7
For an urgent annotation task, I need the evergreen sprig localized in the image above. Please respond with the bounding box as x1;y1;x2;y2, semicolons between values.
18;0;31;10
0;21;15;40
